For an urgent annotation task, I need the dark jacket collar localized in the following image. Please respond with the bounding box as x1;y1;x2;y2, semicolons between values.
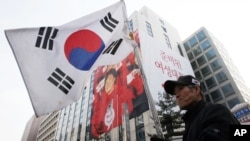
182;100;206;122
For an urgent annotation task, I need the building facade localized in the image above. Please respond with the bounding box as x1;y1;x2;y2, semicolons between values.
34;6;189;141
26;6;250;141
22;115;47;141
128;6;186;57
182;27;250;109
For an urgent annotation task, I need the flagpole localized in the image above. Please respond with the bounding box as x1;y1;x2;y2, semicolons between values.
117;94;119;140
121;0;163;138
133;45;164;139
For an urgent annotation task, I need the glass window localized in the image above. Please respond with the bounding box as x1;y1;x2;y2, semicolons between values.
210;89;222;102
189;36;198;47
206;49;216;60
201;40;211;50
145;21;153;37
216;71;228;83
159;19;165;25
201;66;211;77
128;20;134;32
164;34;172;49
136;127;146;141
210;60;222;71
188;52;194;60
183;42;190;51
195;71;202;80
65;133;68;141
197;30;206;41
161;26;167;33
228;97;241;109
177;43;183;56
135;114;144;126
197;56;206;66
221;83;235;97
205;77;217;88
79;115;83;124
193;46;202;56
191;61;198;70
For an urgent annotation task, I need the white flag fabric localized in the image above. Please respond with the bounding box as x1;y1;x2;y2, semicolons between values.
5;1;134;116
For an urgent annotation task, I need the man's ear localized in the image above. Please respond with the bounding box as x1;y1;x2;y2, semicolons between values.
195;86;201;95
195;86;204;100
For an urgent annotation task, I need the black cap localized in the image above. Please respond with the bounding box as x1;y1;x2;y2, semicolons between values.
163;75;200;95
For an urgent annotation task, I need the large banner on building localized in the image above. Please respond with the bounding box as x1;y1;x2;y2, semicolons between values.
139;34;194;100
90;52;149;138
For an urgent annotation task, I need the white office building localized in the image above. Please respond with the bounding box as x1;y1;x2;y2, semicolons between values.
182;27;250;109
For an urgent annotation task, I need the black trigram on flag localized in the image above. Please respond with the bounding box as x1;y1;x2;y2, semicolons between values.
35;27;58;50
102;38;123;55
100;12;119;32
47;68;75;95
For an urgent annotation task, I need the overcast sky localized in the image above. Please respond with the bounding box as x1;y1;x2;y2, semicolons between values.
1;0;250;140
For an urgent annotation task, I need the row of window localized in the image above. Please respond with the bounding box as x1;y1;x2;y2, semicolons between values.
146;21;153;37
145;20;172;49
159;19;170;49
56;87;89;141
40;112;59;128
193;59;222;80
85;77;95;140
39;113;59;134
191;49;218;71
199;71;233;94
184;30;207;50
187;39;212;53
205;82;235;101
38;131;55;141
79;92;86;125
195;60;223;79
206;95;240;109
37;125;56;140
197;70;228;88
187;40;212;60
163;34;172;49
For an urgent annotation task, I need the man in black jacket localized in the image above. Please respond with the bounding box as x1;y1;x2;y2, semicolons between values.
163;75;240;141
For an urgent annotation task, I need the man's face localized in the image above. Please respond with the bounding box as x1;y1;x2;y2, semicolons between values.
174;85;200;110
105;74;116;94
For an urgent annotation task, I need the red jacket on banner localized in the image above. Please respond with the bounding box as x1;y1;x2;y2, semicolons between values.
91;68;135;137
90;52;146;138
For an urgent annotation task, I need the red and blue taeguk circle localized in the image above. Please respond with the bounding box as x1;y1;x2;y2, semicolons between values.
64;29;105;70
